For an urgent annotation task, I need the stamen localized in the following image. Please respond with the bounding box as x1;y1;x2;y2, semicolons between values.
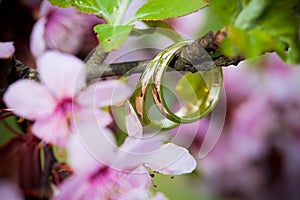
17;117;25;123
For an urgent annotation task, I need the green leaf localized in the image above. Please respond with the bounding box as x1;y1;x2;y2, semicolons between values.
94;24;134;52
209;0;241;25
198;6;223;36
49;0;120;23
96;0;119;15
221;26;284;59
134;0;208;21
48;0;71;7
71;0;101;14
256;1;300;63
248;29;277;57
286;42;300;64
226;26;249;55
0;117;22;146
212;0;300;64
221;37;239;57
234;0;271;29
256;1;298;36
49;0;102;15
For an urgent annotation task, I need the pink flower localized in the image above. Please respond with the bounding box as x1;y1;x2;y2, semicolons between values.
121;102;196;174
54;115;196;199
54;164;167;200
30;1;102;57
0;41;15;59
197;53;300;199
4;51;132;147
69;122;196;175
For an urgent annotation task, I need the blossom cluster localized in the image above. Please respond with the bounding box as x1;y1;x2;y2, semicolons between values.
2;0;300;200
0;2;197;199
2;49;196;199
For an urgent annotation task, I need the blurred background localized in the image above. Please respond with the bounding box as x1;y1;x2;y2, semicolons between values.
1;0;300;200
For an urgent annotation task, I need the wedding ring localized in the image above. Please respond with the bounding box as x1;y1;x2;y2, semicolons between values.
130;40;223;130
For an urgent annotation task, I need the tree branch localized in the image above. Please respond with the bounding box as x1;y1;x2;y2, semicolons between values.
0;56;38;97
0;30;242;93
84;29;242;83
85;44;108;82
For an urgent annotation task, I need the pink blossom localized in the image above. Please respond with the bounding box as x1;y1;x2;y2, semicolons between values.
0;41;15;59
30;1;102;57
4;51;132;147
54;164;167;200
198;53;300;199
121;101;196;174
69;122;196;175
54;114;196;199
124;101;143;138
223;60;259;102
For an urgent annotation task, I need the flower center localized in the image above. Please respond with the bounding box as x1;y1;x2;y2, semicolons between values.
90;166;109;182
58;98;73;113
56;98;78;128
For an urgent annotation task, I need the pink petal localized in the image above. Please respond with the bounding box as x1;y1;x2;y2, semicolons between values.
67;134;102;173
40;0;55;16
125;101;143;137
124;166;151;189
0;42;15;59
77;80;132;107
32;113;69;147
114;135;196;175
150;193;169;200
30;18;47;57
3;80;56;120
72;122;117;166
116;167;153;199
74;106;112;128
52;172;89;200
37;51;86;99
44;10;84;55
121;135;166;154
112;135;167;170
143;143;196;175
117;189;150;200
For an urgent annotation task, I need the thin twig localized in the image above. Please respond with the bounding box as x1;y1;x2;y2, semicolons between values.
86;59;150;81
84;30;242;82
1;30;243;89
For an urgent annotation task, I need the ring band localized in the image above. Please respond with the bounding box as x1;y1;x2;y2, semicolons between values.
130;40;223;130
